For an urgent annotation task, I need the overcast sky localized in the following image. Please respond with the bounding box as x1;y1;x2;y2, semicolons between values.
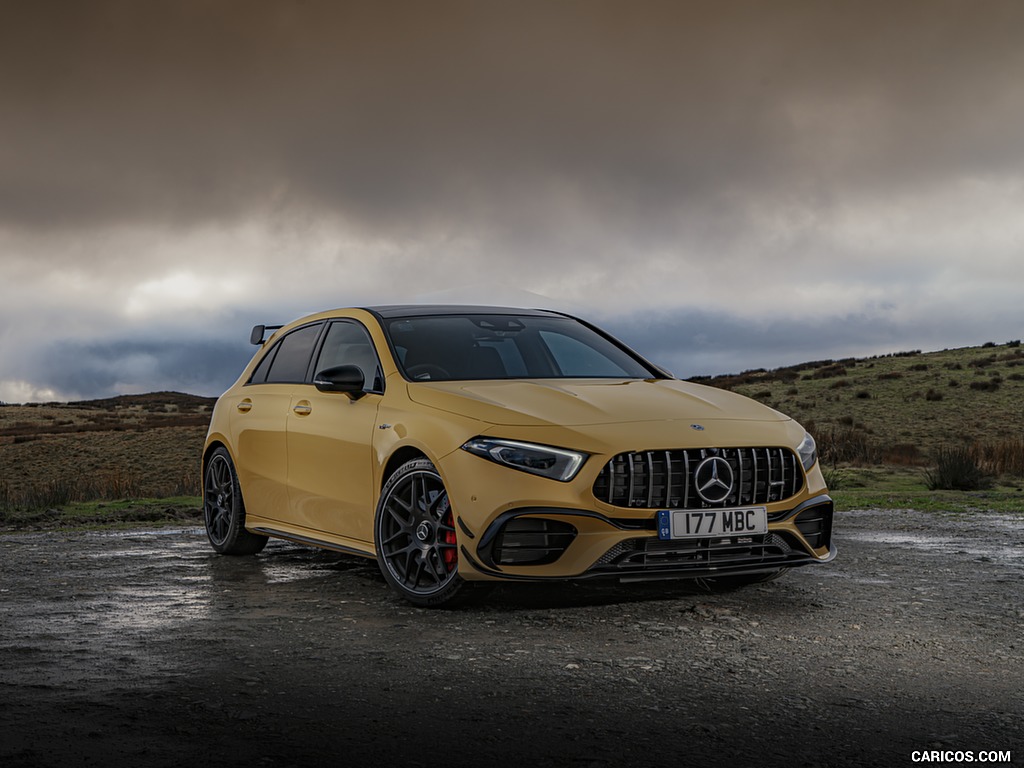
2;0;1023;401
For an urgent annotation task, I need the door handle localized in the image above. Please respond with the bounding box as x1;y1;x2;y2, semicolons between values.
292;403;312;416
236;400;253;413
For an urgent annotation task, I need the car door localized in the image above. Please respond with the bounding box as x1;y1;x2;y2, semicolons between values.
231;322;323;523
285;319;383;543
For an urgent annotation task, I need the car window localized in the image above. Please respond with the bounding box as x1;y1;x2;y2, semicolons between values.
248;343;277;384
385;314;655;381
263;323;322;384
538;330;637;377
313;321;384;392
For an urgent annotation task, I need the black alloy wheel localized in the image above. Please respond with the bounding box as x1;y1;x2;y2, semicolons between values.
203;446;268;556
374;458;475;607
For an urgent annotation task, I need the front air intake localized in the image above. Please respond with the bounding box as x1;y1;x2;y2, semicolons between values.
490;518;577;566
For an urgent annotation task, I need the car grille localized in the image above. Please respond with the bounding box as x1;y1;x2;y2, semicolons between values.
592;447;803;510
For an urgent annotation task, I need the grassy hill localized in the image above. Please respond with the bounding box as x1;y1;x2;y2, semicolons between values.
1;345;1022;527
694;340;1024;476
0;392;214;516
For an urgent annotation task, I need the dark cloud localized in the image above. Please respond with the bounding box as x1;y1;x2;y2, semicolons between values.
604;306;1022;379
3;2;1024;400
4;0;1024;243
37;338;254;400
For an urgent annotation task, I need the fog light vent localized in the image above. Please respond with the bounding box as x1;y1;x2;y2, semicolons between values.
493;518;577;566
795;502;834;550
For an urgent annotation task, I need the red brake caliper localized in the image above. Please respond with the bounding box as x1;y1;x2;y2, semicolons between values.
441;504;458;571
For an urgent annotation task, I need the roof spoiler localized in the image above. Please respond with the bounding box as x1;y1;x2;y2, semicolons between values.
250;324;283;346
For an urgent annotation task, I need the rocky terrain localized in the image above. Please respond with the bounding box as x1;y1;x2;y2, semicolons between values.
1;505;1020;768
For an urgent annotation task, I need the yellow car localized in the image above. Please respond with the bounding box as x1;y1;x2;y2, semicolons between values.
202;306;834;606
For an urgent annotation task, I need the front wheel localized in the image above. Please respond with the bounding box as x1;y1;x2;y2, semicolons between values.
203;447;268;556
374;458;480;607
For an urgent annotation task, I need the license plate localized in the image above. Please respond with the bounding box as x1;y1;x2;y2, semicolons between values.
657;507;767;540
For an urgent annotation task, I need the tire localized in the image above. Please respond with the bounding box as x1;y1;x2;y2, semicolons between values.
203;446;268;556
699;568;788;592
374;458;480;607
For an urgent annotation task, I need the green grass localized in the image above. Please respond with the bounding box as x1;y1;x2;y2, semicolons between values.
0;496;202;532
828;466;1024;516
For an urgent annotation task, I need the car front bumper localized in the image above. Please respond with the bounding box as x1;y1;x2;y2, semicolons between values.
438;447;835;583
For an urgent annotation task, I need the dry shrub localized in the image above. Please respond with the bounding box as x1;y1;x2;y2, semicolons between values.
974;438;1024;477
812;364;847;380
816;427;882;466
926;446;992;490
1;468;200;512
884;443;924;466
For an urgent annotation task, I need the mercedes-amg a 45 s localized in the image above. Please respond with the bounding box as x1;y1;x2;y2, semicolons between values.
203;306;834;606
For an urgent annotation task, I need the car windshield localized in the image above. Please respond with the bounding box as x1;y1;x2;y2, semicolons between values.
384;314;658;381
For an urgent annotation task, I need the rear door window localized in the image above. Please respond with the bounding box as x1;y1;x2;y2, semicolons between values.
262;324;323;384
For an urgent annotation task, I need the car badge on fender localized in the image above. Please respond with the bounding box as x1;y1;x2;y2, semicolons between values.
690;424;705;431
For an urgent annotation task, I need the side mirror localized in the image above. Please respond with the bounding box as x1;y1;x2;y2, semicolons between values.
314;365;366;399
250;324;282;345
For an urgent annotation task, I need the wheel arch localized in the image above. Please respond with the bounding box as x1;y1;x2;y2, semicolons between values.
202;438;233;473
380;445;430;490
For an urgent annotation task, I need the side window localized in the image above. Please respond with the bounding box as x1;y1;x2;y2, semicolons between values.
539;330;633;377
263;324;323;384
248;345;277;384
314;321;383;392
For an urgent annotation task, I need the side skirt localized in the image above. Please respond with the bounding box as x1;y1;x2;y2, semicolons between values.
250;526;377;560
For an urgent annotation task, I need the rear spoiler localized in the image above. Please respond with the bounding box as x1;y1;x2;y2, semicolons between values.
250;324;283;345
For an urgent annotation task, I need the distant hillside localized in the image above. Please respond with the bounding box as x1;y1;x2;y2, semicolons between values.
65;391;217;411
694;339;1024;471
0;391;216;439
1;392;214;509
3;345;1024;515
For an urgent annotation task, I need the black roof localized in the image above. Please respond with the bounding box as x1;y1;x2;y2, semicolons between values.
365;305;565;319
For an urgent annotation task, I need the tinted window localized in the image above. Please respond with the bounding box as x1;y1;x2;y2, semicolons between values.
264;324;322;383
539;330;637;377
385;314;655;381
313;321;383;392
248;344;277;384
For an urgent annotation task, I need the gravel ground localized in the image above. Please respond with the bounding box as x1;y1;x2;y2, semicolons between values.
0;508;1021;768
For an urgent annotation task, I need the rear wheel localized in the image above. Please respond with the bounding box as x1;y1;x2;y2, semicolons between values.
203;447;268;556
374;458;480;607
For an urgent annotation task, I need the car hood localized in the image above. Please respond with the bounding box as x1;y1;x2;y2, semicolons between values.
406;378;789;428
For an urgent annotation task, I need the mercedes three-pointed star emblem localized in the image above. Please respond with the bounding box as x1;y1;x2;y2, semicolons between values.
694;456;734;503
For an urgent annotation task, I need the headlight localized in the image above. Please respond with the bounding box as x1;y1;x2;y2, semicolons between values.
796;431;817;471
461;438;587;482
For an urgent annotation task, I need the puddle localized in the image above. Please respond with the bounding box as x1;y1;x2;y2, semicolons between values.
843;529;1023;569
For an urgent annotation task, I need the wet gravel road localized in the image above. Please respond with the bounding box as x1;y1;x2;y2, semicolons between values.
1;508;1021;768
